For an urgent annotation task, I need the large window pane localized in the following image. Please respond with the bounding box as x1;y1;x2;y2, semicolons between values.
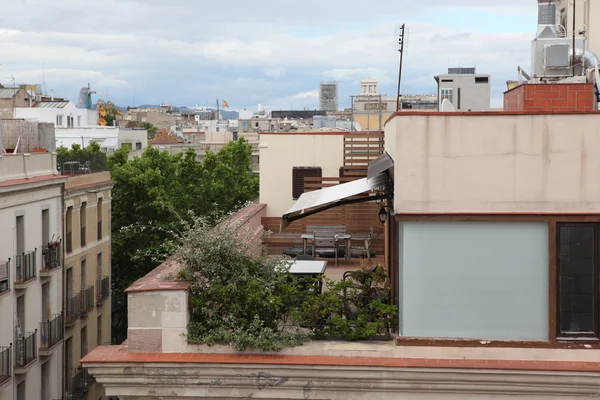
558;225;597;336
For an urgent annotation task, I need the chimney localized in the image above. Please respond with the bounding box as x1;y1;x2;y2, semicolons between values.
50;89;54;101
538;0;557;26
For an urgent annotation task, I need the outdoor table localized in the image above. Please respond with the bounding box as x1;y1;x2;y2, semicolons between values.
287;260;328;293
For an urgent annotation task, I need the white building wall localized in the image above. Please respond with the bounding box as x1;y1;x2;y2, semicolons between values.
15;102;98;127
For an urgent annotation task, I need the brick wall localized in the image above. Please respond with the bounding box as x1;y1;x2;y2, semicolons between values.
504;83;595;112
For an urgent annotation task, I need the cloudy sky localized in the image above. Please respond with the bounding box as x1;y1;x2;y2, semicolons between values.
0;0;537;110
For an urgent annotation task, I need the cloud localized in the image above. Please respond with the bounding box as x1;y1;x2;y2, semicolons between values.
0;1;538;108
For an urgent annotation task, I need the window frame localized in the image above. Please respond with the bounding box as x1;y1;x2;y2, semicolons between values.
556;222;600;340
292;167;322;200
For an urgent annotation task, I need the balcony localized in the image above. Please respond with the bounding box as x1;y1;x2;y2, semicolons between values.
39;314;63;356
58;153;107;176
66;232;72;253
66;367;95;400
14;330;37;373
81;286;95;316
96;277;110;306
0;345;11;387
65;293;82;327
80;226;86;247
14;250;37;289
41;241;62;276
97;220;102;240
0;260;10;295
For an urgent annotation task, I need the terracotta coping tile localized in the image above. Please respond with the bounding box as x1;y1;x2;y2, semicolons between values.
0;174;65;188
80;345;600;373
125;258;189;293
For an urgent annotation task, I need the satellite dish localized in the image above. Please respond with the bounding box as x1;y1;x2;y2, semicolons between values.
440;99;456;112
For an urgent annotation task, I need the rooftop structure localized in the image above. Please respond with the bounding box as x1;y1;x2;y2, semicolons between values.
319;81;339;113
434;67;491;111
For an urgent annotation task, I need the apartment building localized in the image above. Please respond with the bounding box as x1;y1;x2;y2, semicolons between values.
0;152;66;400
434;67;491;111
63;170;114;400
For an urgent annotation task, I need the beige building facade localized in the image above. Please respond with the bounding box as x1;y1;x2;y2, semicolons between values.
0;152;66;400
259;132;346;217
63;172;114;400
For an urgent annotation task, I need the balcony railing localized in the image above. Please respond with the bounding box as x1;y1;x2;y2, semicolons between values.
81;286;95;315
97;221;102;240
0;259;9;294
0;345;11;385
66;293;82;327
80;227;86;247
66;368;95;399
40;314;64;351
58;153;107;176
66;232;72;253
96;277;110;305
42;242;62;272
14;249;37;285
14;330;37;369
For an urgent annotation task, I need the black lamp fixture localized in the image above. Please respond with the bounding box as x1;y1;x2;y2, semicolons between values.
378;206;388;224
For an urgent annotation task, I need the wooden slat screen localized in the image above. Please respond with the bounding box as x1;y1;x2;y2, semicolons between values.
292;167;322;199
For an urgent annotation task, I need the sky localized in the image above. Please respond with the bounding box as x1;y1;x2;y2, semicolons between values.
0;0;538;110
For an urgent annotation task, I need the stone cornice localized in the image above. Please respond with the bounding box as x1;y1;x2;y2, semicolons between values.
85;362;600;399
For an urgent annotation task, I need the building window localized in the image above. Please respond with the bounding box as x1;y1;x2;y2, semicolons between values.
96;253;102;280
66;206;73;253
80;326;88;358
80;202;87;247
56;115;63;127
97;198;103;240
77;116;81;127
440;89;454;104
475;77;489;84
558;223;599;338
80;259;86;291
136;142;142;150
292;167;322;200
97;315;103;346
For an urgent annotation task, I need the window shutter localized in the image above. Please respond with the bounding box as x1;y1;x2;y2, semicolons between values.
292;167;322;199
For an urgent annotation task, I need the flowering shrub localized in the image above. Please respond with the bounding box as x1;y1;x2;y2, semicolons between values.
178;216;398;351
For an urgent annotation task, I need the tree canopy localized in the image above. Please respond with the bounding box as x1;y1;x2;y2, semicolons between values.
107;139;259;342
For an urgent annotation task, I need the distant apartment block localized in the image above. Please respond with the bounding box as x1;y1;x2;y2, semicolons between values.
434;67;491;111
319;82;339;113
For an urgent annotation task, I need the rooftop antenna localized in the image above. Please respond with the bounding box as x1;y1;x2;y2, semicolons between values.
395;23;406;112
42;63;47;95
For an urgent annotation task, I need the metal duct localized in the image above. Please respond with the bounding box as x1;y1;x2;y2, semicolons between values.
574;47;600;70
538;0;557;26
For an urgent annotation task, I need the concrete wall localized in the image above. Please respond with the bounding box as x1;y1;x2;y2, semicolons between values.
398;221;549;340
437;75;491;111
0;152;58;181
0;160;64;400
259;132;345;217
0;90;31;119
1;119;55;152
387;112;600;213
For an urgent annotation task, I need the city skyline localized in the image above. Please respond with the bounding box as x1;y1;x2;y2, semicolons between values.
0;1;536;110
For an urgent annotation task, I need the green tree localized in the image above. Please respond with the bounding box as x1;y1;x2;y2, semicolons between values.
108;139;259;342
139;122;158;139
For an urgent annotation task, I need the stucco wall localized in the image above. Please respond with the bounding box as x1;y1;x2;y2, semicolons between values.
259;133;345;218
388;113;600;213
0;179;64;400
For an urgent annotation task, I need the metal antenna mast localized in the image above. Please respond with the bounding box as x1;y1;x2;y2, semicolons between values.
396;24;406;112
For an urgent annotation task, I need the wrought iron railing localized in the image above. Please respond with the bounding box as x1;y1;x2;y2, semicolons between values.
66;293;82;326
97;221;102;240
0;345;11;385
14;330;37;368
96;277;110;305
40;314;64;350
0;259;9;294
42;242;62;271
81;286;95;315
66;232;72;253
80;227;86;247
14;249;36;284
